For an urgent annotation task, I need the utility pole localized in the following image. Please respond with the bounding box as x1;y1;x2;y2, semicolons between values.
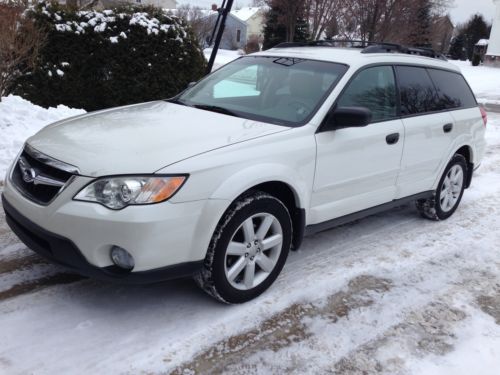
206;0;235;75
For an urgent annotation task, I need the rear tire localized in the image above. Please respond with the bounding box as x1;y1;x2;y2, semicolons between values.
416;154;467;221
194;191;292;304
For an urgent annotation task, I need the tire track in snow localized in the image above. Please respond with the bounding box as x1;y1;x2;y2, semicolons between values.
0;254;48;275
170;275;394;375
0;272;83;302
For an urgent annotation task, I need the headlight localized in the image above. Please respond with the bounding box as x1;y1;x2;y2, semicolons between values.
74;176;187;210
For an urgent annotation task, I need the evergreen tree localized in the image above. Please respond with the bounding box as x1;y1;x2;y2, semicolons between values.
449;33;466;60
263;5;287;50
463;14;490;60
410;0;432;47
262;3;309;50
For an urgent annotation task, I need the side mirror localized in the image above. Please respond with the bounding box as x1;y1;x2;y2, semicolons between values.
324;106;373;130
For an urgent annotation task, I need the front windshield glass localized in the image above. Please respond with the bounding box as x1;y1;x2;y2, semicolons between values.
178;56;348;127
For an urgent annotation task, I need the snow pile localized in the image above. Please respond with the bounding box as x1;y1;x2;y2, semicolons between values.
0;96;85;181
204;48;242;70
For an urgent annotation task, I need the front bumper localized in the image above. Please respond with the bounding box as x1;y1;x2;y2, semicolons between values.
2;195;203;283
2;168;231;282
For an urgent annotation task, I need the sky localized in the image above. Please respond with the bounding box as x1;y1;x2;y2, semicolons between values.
449;0;497;24
177;0;498;25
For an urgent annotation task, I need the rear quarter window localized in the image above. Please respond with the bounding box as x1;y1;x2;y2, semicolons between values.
396;66;442;115
427;69;477;109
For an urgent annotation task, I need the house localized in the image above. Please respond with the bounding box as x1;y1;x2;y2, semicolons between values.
485;0;500;67
202;11;248;50
232;7;266;42
430;15;454;53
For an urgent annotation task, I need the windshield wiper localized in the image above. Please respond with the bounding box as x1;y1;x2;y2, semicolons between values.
193;104;239;117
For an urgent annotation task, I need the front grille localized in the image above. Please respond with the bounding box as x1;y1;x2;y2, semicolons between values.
10;146;77;205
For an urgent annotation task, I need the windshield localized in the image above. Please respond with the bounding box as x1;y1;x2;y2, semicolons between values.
177;56;348;127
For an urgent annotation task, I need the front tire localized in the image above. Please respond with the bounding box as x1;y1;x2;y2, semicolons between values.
416;154;467;221
195;192;292;304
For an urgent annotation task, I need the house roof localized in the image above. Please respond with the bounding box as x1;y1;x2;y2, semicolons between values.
232;7;263;22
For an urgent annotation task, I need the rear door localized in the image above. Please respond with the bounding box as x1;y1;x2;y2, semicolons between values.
395;66;456;198
311;66;404;224
426;68;484;165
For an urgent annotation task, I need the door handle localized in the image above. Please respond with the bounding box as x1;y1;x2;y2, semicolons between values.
443;123;453;133
386;133;400;145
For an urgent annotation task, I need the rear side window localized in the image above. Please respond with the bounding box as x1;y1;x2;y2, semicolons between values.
396;66;441;115
427;69;477;109
337;66;397;122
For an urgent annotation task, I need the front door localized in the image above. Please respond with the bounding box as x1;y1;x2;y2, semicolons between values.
311;65;404;224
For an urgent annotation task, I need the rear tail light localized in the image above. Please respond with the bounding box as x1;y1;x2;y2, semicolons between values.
480;106;488;127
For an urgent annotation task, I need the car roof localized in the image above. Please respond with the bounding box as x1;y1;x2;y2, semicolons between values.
252;47;461;73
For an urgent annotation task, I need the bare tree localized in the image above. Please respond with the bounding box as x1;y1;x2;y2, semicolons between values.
0;2;45;100
339;0;453;44
265;0;453;45
304;0;345;40
173;5;213;47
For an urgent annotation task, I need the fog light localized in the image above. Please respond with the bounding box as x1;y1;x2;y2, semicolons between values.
110;246;135;271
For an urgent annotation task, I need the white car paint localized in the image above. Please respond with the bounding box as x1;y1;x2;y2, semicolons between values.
1;47;486;280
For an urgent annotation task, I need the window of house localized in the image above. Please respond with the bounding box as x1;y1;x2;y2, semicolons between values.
236;29;241;43
337;66;397;122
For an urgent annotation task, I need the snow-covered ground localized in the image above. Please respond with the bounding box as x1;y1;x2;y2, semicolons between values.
451;60;500;105
0;113;499;374
1;56;500;374
0;96;85;182
204;48;242;70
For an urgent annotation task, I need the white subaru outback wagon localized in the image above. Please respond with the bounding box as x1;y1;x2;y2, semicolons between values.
2;43;487;303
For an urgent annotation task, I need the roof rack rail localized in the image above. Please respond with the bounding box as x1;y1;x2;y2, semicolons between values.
362;44;447;60
273;39;448;61
274;39;377;49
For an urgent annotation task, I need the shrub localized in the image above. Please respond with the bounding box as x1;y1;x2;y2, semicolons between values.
0;2;45;100
15;2;207;111
244;35;261;54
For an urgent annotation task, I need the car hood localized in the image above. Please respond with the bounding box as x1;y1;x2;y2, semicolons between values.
27;101;288;176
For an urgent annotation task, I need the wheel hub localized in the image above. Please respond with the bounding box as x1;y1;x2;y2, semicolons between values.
224;213;283;290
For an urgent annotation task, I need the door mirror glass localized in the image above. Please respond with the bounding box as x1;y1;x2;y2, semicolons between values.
328;106;373;129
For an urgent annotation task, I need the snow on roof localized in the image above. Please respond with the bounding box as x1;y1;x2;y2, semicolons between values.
232;7;263;22
476;39;489;46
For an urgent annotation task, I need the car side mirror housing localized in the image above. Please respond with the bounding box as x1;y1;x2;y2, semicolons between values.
323;106;373;131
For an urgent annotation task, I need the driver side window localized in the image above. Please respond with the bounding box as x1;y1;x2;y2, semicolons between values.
337;66;397;123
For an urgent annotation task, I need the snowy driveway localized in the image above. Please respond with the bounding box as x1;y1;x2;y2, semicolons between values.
1;114;500;374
